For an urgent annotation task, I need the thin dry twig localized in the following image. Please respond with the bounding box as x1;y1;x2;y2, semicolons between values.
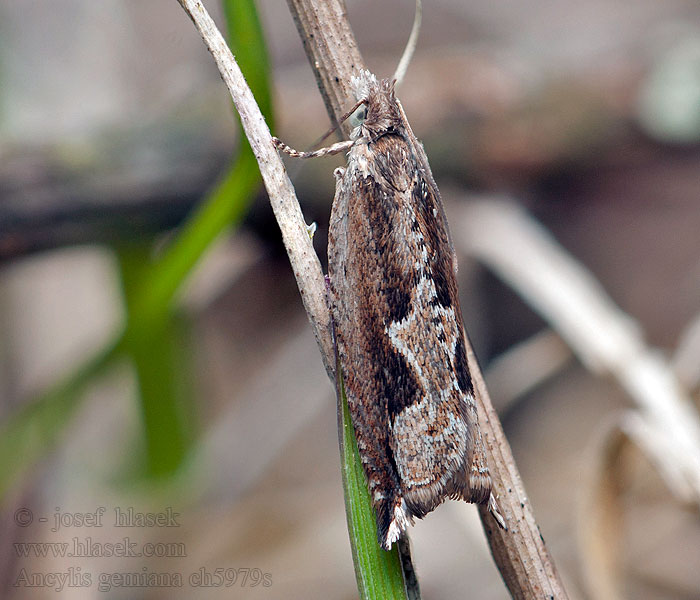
485;330;573;413
285;0;366;137
285;1;570;598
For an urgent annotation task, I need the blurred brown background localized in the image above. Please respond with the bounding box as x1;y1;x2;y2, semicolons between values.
1;0;700;598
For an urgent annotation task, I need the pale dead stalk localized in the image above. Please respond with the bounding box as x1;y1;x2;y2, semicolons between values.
176;0;334;377
459;197;700;504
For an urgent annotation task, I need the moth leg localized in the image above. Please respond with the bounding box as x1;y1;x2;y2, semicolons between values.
465;414;506;529
488;493;507;530
272;137;354;159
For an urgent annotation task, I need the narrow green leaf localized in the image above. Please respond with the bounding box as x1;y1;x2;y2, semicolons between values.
129;0;272;325
222;0;274;128
0;340;120;501
129;146;260;328
118;245;196;479
108;0;273;478
0;0;273;499
338;374;409;599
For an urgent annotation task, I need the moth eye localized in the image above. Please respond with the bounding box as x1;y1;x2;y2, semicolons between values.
349;104;367;128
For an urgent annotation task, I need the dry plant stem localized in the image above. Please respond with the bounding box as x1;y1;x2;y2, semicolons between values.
577;424;627;600
175;0;334;377
285;1;569;597
673;310;700;393
486;330;573;413
460;198;700;504
285;0;366;137
177;0;417;592
472;335;569;599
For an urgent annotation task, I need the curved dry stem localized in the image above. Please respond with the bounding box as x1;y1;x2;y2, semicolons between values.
459;198;700;506
673;310;700;393
392;0;423;86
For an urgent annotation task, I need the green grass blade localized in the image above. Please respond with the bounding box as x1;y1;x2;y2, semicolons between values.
222;0;273;128
129;0;272;325
129;146;260;328
338;374;409;599
0;0;273;499
118;245;196;479
0;340;120;501
106;0;273;477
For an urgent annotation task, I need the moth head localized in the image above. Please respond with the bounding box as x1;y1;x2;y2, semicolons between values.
362;78;402;139
350;71;402;140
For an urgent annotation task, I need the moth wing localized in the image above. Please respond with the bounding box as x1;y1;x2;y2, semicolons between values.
375;161;488;515
328;163;412;548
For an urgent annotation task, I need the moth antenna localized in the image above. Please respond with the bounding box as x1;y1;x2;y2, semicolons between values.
272;99;365;163
312;98;367;147
272;137;353;159
392;0;422;86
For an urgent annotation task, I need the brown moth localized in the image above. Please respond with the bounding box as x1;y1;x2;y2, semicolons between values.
275;70;503;550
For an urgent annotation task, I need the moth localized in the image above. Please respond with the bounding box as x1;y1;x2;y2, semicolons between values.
274;70;503;550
